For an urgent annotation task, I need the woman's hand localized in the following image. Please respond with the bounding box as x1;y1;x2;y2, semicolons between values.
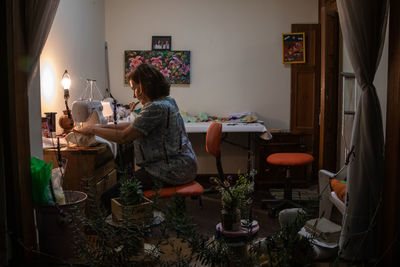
74;126;94;136
129;101;140;112
73;123;141;144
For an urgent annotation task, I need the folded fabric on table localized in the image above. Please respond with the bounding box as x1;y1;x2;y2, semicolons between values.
95;136;118;158
65;132;97;147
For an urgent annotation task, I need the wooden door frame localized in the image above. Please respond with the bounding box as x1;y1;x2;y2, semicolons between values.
319;6;339;171
1;0;37;263
382;0;400;263
290;23;321;180
0;1;8;264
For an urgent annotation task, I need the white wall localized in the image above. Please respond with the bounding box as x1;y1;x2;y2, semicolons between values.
105;0;318;130
104;0;318;173
29;70;43;159
38;0;320;174
40;0;106;135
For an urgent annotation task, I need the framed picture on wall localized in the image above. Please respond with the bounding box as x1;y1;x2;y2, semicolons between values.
282;32;306;64
152;36;171;50
124;50;190;84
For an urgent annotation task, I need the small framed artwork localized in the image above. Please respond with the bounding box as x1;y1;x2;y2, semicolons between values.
152;36;171;50
282;32;306;64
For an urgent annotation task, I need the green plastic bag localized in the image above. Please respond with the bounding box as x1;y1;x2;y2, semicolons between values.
31;157;53;205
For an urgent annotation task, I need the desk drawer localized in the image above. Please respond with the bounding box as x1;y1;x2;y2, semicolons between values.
96;169;117;198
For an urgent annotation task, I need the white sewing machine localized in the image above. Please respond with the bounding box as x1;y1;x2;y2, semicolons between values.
71;79;111;126
71;100;108;126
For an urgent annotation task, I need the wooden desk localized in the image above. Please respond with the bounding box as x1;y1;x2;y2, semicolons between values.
43;143;116;202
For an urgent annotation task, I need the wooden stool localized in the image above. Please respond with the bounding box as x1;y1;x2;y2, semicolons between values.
262;153;314;215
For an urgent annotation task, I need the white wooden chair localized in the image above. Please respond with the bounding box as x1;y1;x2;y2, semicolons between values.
318;169;346;219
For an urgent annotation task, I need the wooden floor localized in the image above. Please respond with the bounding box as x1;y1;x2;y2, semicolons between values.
185;188;359;267
186;193;281;238
38;185;358;266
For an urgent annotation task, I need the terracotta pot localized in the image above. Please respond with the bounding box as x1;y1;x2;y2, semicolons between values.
221;209;241;231
59;110;74;133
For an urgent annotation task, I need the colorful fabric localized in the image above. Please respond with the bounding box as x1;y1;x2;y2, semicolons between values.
330;179;346;203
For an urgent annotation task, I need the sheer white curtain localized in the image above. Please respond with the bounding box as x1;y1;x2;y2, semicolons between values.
336;0;388;260
25;0;59;88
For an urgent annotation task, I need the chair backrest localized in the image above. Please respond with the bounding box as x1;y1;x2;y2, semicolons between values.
206;123;224;179
206;123;222;157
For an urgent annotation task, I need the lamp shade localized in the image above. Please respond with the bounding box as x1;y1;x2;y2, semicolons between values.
61;70;71;90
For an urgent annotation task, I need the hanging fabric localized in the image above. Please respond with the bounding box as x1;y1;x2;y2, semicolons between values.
336;0;389;260
25;0;60;88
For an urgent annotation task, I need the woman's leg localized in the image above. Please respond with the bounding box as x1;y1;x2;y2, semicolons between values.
133;168;174;190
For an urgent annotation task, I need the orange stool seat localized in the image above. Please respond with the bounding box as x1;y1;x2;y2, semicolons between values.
263;153;314;215
267;153;314;166
143;181;204;199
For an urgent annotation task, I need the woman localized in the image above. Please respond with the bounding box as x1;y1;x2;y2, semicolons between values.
75;64;197;191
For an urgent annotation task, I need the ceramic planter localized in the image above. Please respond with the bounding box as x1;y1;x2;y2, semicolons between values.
221;208;241;231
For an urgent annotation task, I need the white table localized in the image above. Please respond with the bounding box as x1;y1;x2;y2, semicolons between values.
184;122;272;172
185;122;270;135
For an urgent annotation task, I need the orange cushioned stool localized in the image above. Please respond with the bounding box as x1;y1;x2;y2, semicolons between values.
263;153;314;214
143;181;204;199
143;181;204;206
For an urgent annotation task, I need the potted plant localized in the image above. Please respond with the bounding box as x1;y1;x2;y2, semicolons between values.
255;211;314;266
214;171;254;231
111;179;152;224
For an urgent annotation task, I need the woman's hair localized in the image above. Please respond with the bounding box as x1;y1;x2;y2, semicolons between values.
127;64;170;100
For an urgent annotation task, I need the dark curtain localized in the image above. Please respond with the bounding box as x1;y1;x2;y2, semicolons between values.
3;0;59;263
25;0;60;87
336;0;388;261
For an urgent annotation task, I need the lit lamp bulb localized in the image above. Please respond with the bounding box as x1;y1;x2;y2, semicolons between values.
59;70;74;134
61;70;71;99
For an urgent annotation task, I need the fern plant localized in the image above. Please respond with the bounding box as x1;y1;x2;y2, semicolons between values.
119;179;143;206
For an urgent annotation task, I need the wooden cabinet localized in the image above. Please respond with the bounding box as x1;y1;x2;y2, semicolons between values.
43;143;116;203
255;131;309;190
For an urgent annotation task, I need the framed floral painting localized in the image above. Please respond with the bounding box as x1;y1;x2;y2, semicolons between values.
282;32;306;64
124;50;190;85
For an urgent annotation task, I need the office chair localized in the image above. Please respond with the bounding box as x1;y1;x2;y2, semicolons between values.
206;122;224;180
262;152;314;216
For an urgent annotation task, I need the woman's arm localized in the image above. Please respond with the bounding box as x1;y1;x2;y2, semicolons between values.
75;124;142;144
97;122;132;130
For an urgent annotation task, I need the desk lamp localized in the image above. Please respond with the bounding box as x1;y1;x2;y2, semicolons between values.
59;70;74;134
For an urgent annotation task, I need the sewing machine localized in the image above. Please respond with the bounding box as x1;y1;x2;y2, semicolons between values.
71;79;111;126
71;100;108;126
